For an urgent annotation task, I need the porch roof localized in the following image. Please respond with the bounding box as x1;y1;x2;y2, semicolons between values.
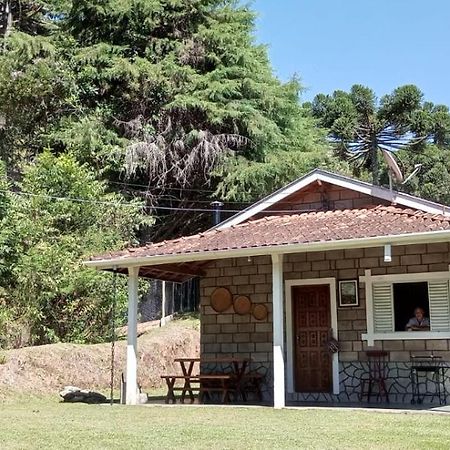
86;205;450;280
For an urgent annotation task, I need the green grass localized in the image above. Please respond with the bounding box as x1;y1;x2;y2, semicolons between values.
2;398;450;449
3;313;447;449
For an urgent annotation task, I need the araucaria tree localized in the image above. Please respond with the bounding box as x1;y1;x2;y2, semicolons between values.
311;84;450;185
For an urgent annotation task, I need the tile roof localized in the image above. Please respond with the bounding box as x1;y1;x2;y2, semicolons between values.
90;205;450;263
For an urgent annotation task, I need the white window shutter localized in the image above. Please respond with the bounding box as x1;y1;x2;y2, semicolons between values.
428;281;450;331
373;283;393;333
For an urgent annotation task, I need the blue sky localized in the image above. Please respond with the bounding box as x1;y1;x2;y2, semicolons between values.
252;0;450;106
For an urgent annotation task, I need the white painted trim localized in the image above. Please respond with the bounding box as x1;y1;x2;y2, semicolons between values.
285;278;339;396
362;332;450;341
363;270;374;345
389;283;395;333
85;229;450;270
272;254;285;408
360;269;450;346
216;169;450;230
126;266;139;405
360;271;450;284
161;280;167;326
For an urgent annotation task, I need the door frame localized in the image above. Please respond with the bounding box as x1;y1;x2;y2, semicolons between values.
285;278;339;395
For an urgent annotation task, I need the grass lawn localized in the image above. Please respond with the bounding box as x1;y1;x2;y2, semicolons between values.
2;398;450;449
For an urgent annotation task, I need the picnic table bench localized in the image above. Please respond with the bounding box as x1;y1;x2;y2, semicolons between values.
161;357;264;404
160;374;234;404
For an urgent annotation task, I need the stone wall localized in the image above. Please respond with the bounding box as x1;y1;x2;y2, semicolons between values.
199;242;450;403
288;361;450;404
200;255;274;399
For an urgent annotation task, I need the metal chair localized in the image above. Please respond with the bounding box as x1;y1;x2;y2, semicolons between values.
360;350;390;403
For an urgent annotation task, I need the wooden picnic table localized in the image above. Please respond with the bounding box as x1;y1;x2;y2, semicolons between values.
174;357;251;378
160;374;234;404
162;357;252;404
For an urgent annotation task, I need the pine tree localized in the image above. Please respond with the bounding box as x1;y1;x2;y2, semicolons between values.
55;0;332;238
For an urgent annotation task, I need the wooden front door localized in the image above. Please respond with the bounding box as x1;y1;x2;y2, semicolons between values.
293;285;332;393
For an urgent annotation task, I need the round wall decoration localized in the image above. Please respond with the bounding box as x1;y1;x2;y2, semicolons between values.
233;295;252;315
252;304;268;321
210;287;232;313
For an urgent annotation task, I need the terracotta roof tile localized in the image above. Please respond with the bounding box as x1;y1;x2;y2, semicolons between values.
90;205;450;262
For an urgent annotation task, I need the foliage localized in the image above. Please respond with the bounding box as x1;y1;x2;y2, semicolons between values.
1;0;334;243
396;144;450;206
215;111;347;201
310;84;450;184
0;153;148;345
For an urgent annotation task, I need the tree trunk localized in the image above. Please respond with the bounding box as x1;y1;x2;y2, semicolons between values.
371;140;379;185
0;0;12;42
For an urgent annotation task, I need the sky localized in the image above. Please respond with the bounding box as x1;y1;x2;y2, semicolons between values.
252;0;450;106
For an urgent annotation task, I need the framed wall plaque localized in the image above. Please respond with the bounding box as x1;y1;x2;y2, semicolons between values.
338;280;359;307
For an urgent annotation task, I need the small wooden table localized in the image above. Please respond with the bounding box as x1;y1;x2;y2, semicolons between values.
410;355;449;405
172;357;251;403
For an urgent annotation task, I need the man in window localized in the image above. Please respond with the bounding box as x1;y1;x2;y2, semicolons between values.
405;307;430;331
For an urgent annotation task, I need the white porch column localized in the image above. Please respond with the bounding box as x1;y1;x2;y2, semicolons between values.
160;280;166;326
126;266;139;405
272;253;285;409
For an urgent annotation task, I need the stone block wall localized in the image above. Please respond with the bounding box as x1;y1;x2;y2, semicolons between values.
284;243;450;362
200;242;450;403
200;255;274;399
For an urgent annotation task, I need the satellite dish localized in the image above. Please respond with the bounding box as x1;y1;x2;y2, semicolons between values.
381;149;404;184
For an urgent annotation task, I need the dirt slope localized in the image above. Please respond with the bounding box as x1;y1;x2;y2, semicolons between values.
0;317;199;399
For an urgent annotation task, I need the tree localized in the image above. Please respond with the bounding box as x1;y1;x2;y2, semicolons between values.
58;0;331;238
215;109;346;201
397;144;450;206
0;152;148;345
310;85;450;185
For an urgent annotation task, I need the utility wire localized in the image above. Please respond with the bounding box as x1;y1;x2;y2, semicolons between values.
2;188;316;214
6;173;326;207
107;180;217;193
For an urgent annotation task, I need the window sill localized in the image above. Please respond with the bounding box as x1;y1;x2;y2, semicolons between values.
362;331;450;345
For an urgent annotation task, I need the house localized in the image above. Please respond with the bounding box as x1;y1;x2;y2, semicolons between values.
86;169;450;407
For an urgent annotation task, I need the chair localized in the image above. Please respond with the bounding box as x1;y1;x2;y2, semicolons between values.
360;350;389;403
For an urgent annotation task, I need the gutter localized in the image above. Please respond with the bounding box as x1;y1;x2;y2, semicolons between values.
84;229;450;271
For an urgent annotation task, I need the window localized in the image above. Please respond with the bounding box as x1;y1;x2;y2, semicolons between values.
393;282;429;332
371;276;450;334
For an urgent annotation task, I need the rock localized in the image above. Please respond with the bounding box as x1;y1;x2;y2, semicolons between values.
60;386;107;404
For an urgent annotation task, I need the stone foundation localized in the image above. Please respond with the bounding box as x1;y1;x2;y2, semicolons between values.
287;361;450;404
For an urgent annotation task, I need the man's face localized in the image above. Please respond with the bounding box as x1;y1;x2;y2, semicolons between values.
415;309;424;320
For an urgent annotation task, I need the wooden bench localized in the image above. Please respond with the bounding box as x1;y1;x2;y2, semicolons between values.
161;374;234;404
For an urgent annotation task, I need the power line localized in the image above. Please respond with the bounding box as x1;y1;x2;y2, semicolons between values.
2;188;317;214
7;174;326;207
4;189;241;212
110;181;319;206
107;179;217;194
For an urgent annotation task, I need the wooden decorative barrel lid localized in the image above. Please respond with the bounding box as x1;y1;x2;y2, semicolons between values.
233;295;251;315
210;287;232;312
252;304;268;321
